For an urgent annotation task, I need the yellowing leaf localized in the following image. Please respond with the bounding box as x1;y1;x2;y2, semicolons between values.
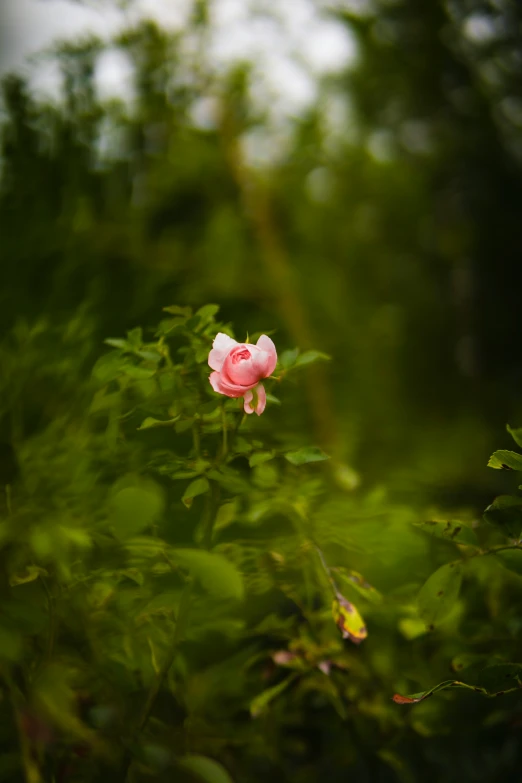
332;595;367;644
488;450;522;471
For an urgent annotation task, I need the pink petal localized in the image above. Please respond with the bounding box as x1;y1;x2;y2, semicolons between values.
255;384;266;416
243;390;254;414
209;371;245;398
224;346;260;386
209;371;225;394
256;335;277;376
208;332;238;372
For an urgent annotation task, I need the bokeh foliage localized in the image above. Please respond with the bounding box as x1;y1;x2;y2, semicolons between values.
1;0;522;780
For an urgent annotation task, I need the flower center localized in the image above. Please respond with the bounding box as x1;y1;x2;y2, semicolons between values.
231;348;251;364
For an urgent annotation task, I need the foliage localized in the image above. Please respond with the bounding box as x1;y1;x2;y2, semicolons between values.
0;304;520;782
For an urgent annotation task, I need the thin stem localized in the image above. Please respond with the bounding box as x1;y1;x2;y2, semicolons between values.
465;543;522;561
314;545;341;599
5;484;12;516
5;675;42;783
40;578;56;658
202;482;220;550
120;578;194;781
221;404;228;459
192;418;201;458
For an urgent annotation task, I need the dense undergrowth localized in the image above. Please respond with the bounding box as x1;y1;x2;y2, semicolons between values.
0;306;521;783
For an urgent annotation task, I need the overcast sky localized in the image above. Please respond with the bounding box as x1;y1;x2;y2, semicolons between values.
0;0;357;113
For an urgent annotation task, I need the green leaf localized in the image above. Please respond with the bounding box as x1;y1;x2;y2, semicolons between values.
182;477;210;508
279;349;299;369
285;447;330;466
177;754;233;783
417;563;462;628
495;548;522;575
249;451;275;468
163;305;192;317
195;304;220;322
170;549;244;600
333;568;383;604
250;674;298;717
483;496;522;539
126;327;143;348
104;338;127;350
413;519;477;546
91;352;124;383
507;424;522;448
213;501;239;536
138;416;180;430
294;350;331;368
122;365;156;380
110;483;165;539
488;450;522;471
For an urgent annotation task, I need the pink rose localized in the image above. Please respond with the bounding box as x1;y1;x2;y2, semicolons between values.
208;332;277;415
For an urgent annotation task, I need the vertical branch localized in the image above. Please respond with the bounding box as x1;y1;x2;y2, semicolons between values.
218;103;339;455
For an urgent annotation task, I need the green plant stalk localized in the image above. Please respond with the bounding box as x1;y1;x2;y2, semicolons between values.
40;578;56;658
221;404;228;458
192;419;201;457
120;578;194;781
5;674;42;783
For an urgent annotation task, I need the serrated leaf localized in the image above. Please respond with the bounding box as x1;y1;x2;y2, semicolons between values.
488;450;522;471
285;447;330;466
414;519;477;546
417;563;462;627
332;594;367;644
182;477;210;508
170;548;243;600
177;755;234;783
483;495;522;539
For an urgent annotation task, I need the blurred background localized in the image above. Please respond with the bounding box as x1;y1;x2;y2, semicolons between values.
1;0;522;503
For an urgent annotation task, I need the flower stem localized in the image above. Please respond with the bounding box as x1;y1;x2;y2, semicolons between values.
221;404;228;458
